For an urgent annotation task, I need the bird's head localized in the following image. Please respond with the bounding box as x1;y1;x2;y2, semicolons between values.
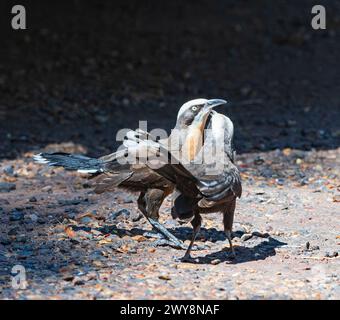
176;98;227;161
175;98;227;129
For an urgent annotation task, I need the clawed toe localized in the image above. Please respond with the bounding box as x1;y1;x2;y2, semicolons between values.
143;231;165;239
177;254;194;263
152;238;187;250
227;248;236;260
228;252;236;260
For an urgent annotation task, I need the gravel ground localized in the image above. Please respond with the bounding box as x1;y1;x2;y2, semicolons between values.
0;146;338;299
0;1;339;299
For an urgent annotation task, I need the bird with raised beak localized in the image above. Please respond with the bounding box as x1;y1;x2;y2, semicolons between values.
126;106;242;261
33;98;226;251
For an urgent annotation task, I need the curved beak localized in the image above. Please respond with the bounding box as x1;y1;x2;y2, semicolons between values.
206;99;227;108
193;98;227;125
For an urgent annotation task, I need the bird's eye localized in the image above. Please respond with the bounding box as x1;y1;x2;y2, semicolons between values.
191;106;198;111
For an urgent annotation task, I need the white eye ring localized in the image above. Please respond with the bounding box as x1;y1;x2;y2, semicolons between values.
191;106;198;111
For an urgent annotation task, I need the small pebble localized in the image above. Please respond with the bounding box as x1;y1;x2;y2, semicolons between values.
276;178;285;186
158;274;171;281
41;185;53;193
72;277;85;285
254;157;264;165
80;216;93;224
63;275;74;282
29;196;37;202
3;165;14;176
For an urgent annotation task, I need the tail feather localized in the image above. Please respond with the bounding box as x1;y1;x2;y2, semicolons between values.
33;152;104;174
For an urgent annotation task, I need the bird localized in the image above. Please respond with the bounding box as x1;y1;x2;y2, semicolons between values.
126;109;242;261
33;98;226;250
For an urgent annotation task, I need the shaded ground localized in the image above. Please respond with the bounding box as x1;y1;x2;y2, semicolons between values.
0;0;339;159
0;1;339;299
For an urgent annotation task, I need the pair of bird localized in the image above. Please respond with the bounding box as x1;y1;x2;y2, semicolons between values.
34;98;242;261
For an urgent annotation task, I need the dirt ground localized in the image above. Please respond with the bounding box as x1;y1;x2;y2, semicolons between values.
0;1;339;299
0;147;339;299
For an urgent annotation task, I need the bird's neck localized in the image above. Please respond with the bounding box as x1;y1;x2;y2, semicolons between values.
181;122;205;161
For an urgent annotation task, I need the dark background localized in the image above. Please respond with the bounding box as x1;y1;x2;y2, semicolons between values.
0;0;339;159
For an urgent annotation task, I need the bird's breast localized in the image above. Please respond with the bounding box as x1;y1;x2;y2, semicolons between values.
182;127;204;161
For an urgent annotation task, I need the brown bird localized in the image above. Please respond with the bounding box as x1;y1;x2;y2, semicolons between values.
127;109;242;261
33;98;226;249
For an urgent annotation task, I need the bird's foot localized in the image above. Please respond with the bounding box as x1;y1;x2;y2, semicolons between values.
143;231;165;240
151;238;207;251
181;254;193;263
176;253;197;263
143;228;186;249
228;252;236;260
147;218;185;247
224;247;236;260
152;238;187;250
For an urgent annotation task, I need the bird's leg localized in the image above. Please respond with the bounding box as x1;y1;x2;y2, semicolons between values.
225;229;236;259
147;217;186;249
137;191;186;249
223;200;236;259
181;213;202;262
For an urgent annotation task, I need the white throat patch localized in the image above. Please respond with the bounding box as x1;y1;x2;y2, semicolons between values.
211;112;234;141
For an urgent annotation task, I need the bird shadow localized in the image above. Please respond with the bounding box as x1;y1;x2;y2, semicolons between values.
95;223;287;264
96;224;228;242
188;237;287;265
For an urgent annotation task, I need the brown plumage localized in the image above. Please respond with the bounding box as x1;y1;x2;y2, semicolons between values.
34;99;227;249
129;110;242;260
